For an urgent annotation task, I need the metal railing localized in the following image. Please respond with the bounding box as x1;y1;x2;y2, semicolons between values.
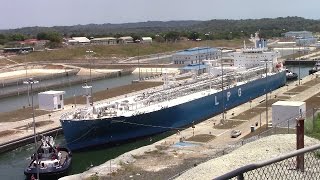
214;144;320;180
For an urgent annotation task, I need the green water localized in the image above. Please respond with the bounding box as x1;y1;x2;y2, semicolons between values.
0;132;173;180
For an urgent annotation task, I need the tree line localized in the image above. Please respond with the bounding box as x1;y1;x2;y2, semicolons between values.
1;16;320;47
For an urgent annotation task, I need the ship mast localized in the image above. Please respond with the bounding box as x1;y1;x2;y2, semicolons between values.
23;78;40;180
82;83;92;107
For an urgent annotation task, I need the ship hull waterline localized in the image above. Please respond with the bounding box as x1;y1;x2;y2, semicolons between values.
60;71;286;150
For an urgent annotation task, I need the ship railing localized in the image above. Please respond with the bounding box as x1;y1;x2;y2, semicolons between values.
60;111;76;120
129;80;218;111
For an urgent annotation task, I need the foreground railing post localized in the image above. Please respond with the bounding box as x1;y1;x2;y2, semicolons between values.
296;118;304;172
237;174;244;180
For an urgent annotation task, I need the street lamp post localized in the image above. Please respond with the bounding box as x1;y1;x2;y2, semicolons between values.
86;50;95;105
26;68;31;106
23;52;31;106
23;78;39;180
135;39;141;80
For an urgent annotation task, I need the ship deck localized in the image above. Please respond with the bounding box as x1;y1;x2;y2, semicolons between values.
61;66;275;121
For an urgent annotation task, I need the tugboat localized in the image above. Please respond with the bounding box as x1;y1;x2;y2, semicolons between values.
286;69;298;81
24;136;72;179
309;61;320;75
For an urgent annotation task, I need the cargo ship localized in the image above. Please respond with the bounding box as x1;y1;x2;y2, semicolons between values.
60;33;286;150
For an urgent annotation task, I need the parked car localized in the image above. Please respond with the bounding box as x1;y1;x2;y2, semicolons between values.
230;130;241;138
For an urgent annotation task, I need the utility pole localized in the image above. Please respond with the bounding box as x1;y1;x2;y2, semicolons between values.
205;33;210;60
73;93;76;108
198;47;200;74
86;50;94;83
265;59;268;129
135;39;141;80
221;49;225;121
298;43;301;85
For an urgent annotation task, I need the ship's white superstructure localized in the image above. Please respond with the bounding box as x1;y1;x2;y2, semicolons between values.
231;32;279;70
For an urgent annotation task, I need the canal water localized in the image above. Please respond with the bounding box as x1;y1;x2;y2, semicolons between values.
0;132;174;180
0;65;312;113
0;65;313;179
286;65;312;79
0;73;142;113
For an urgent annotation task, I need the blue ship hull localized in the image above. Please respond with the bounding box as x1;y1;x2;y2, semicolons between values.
60;71;286;150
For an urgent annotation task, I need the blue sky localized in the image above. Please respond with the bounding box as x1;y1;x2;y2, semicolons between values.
1;0;320;29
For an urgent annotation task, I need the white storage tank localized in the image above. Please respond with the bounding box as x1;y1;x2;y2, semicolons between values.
38;90;65;111
272;101;306;128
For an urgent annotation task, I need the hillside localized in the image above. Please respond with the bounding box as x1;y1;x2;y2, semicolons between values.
1;16;320;42
0;21;201;36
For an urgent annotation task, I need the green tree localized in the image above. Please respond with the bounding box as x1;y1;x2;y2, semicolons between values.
0;34;7;45
8;33;26;41
130;33;141;42
164;31;180;42
37;31;62;43
187;32;199;41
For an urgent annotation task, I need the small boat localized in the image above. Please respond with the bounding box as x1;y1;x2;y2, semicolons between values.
309;61;320;75
286;69;298;81
24;136;72;179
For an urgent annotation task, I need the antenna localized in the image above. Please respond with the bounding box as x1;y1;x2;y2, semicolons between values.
163;69;170;89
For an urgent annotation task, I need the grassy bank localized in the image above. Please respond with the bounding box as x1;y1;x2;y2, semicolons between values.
306;113;320;139
12;39;244;63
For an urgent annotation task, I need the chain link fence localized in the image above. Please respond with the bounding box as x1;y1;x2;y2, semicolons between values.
169;108;320;180
214;108;320;179
215;144;320;180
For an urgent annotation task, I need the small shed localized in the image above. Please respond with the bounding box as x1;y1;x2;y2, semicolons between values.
142;37;152;43
118;36;134;44
272;101;306;128
38;90;65;111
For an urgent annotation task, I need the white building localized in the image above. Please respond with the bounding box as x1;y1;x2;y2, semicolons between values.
284;31;317;46
141;37;152;43
272;101;306;128
172;47;220;65
38;90;65;111
296;37;317;46
68;37;90;45
284;31;313;39
118;36;134;44
90;37;117;45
